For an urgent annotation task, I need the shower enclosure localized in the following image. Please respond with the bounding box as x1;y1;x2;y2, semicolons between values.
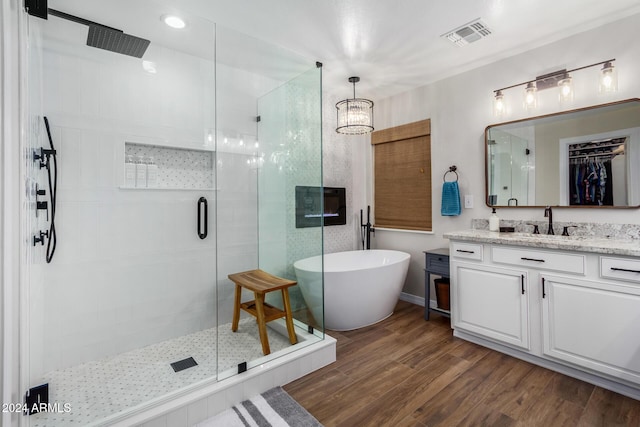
21;1;324;425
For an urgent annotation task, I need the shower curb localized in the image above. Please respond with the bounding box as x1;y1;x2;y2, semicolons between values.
100;336;336;427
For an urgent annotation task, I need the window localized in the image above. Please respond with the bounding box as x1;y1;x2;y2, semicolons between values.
372;119;432;231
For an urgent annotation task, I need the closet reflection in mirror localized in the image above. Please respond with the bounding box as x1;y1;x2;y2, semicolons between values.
485;99;640;208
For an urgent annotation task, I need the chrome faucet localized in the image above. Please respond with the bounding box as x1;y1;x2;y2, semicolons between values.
544;206;554;235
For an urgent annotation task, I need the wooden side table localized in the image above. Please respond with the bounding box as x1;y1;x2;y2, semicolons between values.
424;247;451;320
228;269;298;355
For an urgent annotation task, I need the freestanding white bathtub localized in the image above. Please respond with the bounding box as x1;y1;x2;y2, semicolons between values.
293;250;410;331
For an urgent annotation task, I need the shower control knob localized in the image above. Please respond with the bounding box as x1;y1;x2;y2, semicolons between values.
32;230;49;246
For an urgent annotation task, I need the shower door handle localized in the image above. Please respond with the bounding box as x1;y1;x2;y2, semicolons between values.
197;197;208;239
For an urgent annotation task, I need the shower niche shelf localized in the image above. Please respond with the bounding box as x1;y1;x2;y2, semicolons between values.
122;142;214;190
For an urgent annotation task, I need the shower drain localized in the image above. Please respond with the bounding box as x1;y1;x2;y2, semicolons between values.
170;357;198;372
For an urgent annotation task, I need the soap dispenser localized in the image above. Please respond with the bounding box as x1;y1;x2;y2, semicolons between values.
489;208;500;232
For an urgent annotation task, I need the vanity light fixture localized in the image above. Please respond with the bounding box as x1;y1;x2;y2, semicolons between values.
162;15;186;29
492;58;617;115
336;77;374;135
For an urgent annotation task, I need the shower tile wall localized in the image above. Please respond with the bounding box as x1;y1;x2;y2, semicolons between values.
29;35;216;380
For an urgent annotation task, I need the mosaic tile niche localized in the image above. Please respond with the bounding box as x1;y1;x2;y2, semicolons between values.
125;142;214;189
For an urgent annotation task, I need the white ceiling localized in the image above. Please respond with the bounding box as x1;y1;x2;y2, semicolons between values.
47;0;640;101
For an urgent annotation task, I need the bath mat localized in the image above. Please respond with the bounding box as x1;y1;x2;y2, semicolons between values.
197;386;322;427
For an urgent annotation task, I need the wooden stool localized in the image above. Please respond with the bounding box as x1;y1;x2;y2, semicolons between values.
228;269;298;355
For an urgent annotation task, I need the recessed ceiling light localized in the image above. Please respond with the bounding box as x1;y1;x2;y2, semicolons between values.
162;15;185;29
142;60;157;74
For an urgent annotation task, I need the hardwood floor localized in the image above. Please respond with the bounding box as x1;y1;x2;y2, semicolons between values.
284;301;640;427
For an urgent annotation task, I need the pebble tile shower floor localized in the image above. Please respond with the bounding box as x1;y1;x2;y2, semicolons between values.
29;319;296;426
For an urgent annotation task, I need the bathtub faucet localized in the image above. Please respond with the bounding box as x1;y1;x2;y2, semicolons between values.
360;206;375;250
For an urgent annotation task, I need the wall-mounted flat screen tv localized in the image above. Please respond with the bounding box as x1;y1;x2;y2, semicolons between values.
295;186;347;228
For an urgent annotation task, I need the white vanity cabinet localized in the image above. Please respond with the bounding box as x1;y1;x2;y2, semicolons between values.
452;261;529;350
541;273;640;385
447;232;640;399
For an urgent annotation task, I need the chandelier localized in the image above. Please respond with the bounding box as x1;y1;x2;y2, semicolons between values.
336;77;374;135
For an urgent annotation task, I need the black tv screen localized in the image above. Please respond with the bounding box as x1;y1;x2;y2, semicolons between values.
295;186;346;228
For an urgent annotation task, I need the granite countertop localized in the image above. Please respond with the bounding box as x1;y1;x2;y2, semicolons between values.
443;229;640;257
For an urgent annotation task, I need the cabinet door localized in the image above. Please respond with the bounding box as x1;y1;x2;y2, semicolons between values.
452;261;529;350
542;274;640;385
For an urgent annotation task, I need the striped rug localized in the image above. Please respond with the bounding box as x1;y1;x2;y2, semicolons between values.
197;387;322;427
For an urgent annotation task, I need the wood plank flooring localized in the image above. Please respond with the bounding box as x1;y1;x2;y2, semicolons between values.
284;301;640;427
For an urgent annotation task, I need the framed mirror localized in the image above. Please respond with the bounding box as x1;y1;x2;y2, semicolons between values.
485;99;640;208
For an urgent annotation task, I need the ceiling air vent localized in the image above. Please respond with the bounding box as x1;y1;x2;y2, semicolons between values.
442;19;492;47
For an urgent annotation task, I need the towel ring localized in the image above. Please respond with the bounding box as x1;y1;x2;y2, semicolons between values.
443;165;458;182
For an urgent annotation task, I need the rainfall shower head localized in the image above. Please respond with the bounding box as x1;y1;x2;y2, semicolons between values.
48;8;150;58
86;25;150;58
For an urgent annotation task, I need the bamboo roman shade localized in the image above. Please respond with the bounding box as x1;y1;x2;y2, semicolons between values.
371;119;432;231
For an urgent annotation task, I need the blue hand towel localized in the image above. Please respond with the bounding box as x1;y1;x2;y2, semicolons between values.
441;181;461;216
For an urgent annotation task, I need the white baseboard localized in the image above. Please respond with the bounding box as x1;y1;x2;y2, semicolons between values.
399;292;425;307
398;293;441;311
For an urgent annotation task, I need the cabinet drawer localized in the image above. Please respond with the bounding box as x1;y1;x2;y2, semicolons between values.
601;257;640;284
451;242;483;261
426;253;450;275
492;246;585;275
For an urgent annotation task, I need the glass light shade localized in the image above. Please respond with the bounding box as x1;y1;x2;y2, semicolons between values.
336;98;374;134
523;82;537;110
558;75;574;104
599;62;618;93
493;91;505;117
